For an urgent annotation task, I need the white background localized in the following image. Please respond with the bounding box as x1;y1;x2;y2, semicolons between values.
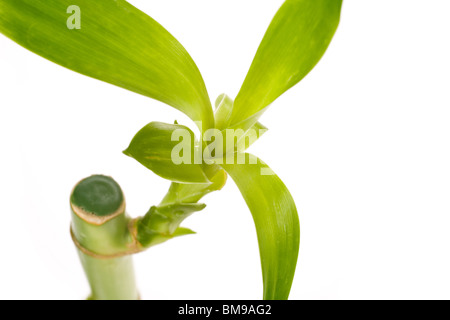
1;0;450;300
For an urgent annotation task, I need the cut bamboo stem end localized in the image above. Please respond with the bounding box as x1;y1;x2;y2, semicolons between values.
71;200;126;226
70;175;139;300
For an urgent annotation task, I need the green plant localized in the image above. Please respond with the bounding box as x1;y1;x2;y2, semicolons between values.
0;0;342;300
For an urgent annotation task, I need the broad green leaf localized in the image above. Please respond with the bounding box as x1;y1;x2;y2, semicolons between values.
137;203;204;248
123;122;209;183
228;0;343;128
221;156;300;300
0;0;214;130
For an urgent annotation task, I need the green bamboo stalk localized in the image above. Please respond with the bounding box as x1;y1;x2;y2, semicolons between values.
70;175;139;300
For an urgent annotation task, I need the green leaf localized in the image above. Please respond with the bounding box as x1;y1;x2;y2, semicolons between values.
124;122;209;183
221;156;300;300
228;0;343;128
214;94;234;130
173;227;196;237
0;0;214;130
214;94;268;154
237;121;268;152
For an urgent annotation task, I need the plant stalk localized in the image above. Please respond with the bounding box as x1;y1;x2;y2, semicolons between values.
70;175;139;300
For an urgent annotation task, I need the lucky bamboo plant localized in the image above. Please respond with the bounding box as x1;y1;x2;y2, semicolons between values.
0;0;342;300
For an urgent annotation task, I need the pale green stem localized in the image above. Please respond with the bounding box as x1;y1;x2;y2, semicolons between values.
70;175;139;300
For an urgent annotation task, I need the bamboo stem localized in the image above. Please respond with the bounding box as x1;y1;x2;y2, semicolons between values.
70;175;139;300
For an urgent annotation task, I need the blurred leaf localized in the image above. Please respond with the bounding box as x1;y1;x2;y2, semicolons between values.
228;0;343;128
0;0;214;130
173;227;196;237
221;156;300;300
124;122;209;183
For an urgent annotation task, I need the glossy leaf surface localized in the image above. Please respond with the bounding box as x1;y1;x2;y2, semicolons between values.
229;0;343;128
222;156;300;300
0;0;214;130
